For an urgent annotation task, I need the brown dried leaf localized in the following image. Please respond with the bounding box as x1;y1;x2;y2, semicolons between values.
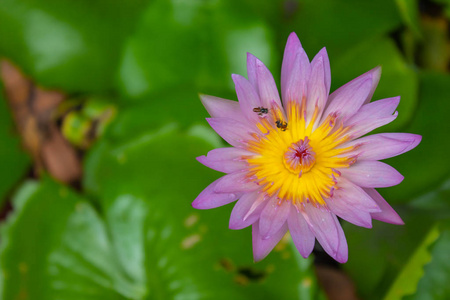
0;59;81;184
315;265;359;300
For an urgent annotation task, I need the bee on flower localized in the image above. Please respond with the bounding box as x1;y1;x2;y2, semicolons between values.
193;32;421;263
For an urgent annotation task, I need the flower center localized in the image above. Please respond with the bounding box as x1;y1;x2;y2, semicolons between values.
283;137;316;175
245;101;357;207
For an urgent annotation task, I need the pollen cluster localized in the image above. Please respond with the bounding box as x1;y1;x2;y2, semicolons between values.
245;100;356;207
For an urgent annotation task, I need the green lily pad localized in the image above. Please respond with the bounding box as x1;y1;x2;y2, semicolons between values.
0;124;322;299
383;72;450;202
289;0;402;58
332;36;418;131
117;0;276;99
383;225;440;300
84;123;321;299
403;226;450;300
342;209;435;300
0;0;147;92
395;0;422;37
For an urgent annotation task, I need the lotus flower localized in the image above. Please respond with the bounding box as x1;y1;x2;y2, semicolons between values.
193;32;421;263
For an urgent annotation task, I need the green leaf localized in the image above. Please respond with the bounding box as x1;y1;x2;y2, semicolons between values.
0;82;30;203
404;228;450;300
0;0;147;92
117;0;276;99
395;0;422;37
332;36;418;131
383;72;450;202
342;210;435;300
383;225;440;300
0;179;82;299
1;126;322;299
289;0;402;58
105;89;214;143
84;124;322;299
410;178;450;217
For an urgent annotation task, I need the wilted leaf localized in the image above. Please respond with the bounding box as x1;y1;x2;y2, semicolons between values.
0;80;29;202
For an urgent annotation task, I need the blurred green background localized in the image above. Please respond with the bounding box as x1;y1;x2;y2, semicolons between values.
0;0;449;299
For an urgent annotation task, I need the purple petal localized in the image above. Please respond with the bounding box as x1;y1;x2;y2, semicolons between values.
247;53;258;89
345;97;400;138
306;48;329;125
229;191;267;230
333;177;381;212
287;208;315;258
200;94;243;121
259;197;291;239
344;133;422;161
335;221;348;263
302;205;348;263
321;48;331;93
232;74;261;123
281;33;303;100
322;75;373;123
196;147;253;173
328;67;381;105
206;117;253;147
340;161;404;188
363;66;381;105
365;188;404;225
282;46;310;108
214;171;260;193
252;220;288;262
252;54;282;109
192;178;239;209
327;198;373;228
327;177;381;228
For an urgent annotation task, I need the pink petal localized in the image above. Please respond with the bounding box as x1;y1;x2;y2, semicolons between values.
306;48;329;125
364;188;404;225
282;46;310;108
340;161;404;188
229;191;267;230
206;117;253;147
196;147;253;173
302;205;348;263
259;197;291;239
253;54;282;109
200;94;243;120
192;178;239;209
344;133;422;161
232;74;262;123
287;208;315;258
213;171;259;193
322;76;373;123
252;220;288;262
345;97;400;138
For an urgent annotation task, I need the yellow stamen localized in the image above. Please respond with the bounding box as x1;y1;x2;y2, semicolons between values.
246;100;355;208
